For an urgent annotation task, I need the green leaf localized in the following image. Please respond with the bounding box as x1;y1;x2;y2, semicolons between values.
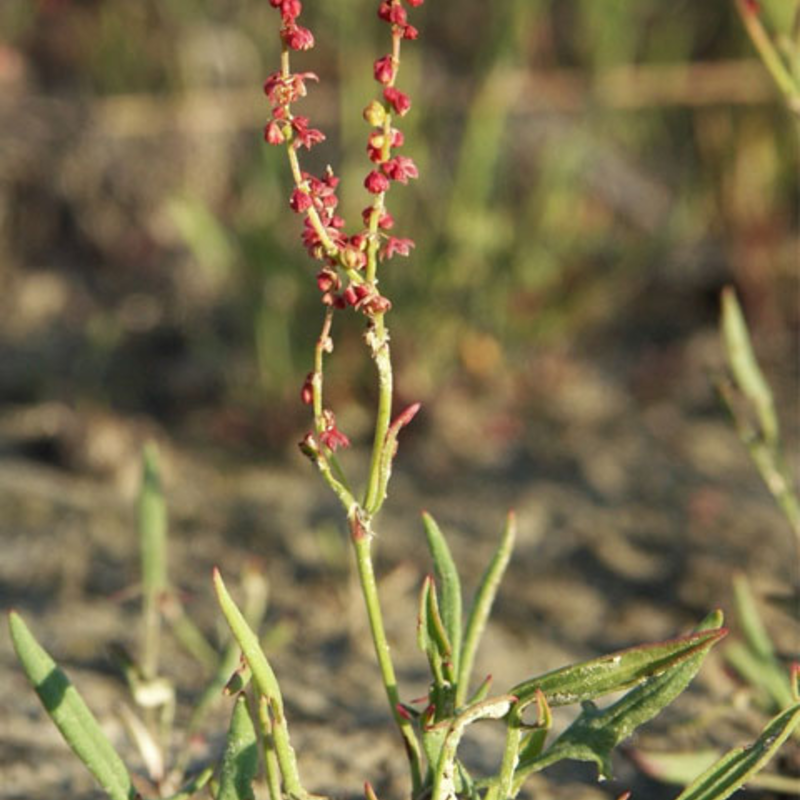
674;701;800;800
8;612;137;800
510;615;727;709
139;443;167;681
634;749;800;795
139;443;167;599
721;287;778;447
512;612;725;787
457;511;516;707
418;575;447;689
213;569;306;798
727;573;793;711
217;694;258;800
422;512;463;676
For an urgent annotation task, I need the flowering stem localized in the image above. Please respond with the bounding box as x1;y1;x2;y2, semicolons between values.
264;1;425;793
351;514;423;794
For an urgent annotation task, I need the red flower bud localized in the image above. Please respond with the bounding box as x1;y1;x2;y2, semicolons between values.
402;24;419;40
317;269;340;293
388;4;407;25
282;23;314;50
300;372;314;405
373;54;395;86
384;86;411;116
280;0;302;23
342;284;358;306
264;120;285;145
364;170;390;194
290;188;313;213
406;0;424;6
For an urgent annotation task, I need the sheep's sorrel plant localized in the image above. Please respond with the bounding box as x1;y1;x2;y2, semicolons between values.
8;2;800;799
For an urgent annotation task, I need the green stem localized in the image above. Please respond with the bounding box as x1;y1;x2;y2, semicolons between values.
352;518;423;794
258;695;284;800
363;317;393;515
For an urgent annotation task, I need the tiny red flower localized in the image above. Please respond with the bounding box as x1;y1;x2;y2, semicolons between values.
406;0;424;6
360;293;392;314
264;120;285;145
283;0;303;22
382;155;419;184
377;2;392;22
282;23;314;50
290;188;313;213
364;170;391;194
342;284;358;306
300;372;314;405
388;4;407;25
402;24;419;40
342;244;367;270
384;86;411;116
361;207;395;229
291;116;325;149
373;54;395;86
317;269;340;293
320;411;350;451
264;71;318;105
381;236;415;260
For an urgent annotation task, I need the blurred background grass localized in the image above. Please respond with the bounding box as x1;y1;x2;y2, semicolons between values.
0;0;796;466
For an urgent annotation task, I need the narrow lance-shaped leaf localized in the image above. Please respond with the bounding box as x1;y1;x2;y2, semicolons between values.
511;611;726;790
139;443;167;681
8;612;137;800
422;512;462;676
417;576;446;689
674;701;800;800
510;620;728;709
427;577;455;678
721;287;778;447
633;749;800;795
457;511;516;707
213;568;306;798
727;572;793;710
217;694;259;800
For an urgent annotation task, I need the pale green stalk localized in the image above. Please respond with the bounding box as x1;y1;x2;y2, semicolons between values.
351;518;423;793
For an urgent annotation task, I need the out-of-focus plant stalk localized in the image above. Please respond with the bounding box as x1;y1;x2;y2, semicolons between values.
734;0;800;114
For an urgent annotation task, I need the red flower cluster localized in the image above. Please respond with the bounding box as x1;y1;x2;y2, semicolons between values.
264;0;423;316
270;0;314;51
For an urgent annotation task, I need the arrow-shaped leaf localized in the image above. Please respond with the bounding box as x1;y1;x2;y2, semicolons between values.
511;616;727;709
511;611;726;789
